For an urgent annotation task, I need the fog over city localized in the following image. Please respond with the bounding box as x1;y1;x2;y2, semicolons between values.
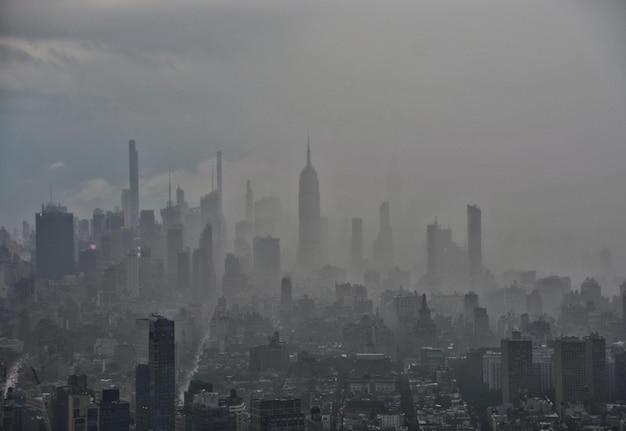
1;1;626;430
2;0;626;277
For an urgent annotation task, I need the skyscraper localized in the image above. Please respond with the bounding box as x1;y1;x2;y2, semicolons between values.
298;141;321;271
373;202;393;271
555;336;587;409
200;151;225;279
426;219;440;279
245;180;254;223
129;139;139;230
36;203;75;280
135;315;175;431
350;217;363;272
467;204;482;289
501;332;532;405
584;333;607;406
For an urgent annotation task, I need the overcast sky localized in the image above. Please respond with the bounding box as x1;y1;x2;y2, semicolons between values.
1;0;625;278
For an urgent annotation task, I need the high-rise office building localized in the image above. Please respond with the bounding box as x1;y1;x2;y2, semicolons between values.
426;219;441;278
555;336;587;408
129;140;139;230
467;205;482;289
36;203;75;280
253;236;280;290
350;217;363;272
99;388;130;431
135;315;175;431
249;398;304;431
501;332;532;405
193;224;216;303
584;333;607;405
373;202;393;271
298;141;321;271
200;151;225;279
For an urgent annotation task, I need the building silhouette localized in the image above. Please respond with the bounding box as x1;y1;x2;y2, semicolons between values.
350;217;363;273
129;139;139;230
373;202;393;271
200;151;226;279
298;141;321;272
584;333;607;407
135;315;175;431
35;203;75;280
467;204;482;289
501;332;532;406
555;336;587;410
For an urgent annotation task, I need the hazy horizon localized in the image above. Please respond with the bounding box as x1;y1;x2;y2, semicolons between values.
2;0;626;281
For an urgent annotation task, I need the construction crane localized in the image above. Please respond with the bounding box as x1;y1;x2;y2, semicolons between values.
30;367;52;431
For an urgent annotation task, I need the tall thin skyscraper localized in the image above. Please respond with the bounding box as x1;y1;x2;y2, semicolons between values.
467;204;482;288
217;151;223;216
246;180;254;223
129;140;139;230
298;140;321;271
135;315;175;431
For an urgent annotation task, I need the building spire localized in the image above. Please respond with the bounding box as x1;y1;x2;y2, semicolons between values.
168;170;172;207
306;133;311;167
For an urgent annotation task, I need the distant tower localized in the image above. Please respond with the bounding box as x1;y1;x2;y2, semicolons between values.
426;219;440;278
246;180;254;224
373;202;393;271
350;217;363;272
129;140;139;229
467;205;482;289
298;139;321;271
135;315;175;431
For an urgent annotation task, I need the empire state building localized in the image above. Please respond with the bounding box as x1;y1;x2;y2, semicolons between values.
298;141;321;271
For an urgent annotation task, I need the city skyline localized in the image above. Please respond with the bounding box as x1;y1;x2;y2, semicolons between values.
2;0;626;277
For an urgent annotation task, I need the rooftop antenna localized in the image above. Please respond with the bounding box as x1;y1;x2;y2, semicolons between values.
306;129;311;167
